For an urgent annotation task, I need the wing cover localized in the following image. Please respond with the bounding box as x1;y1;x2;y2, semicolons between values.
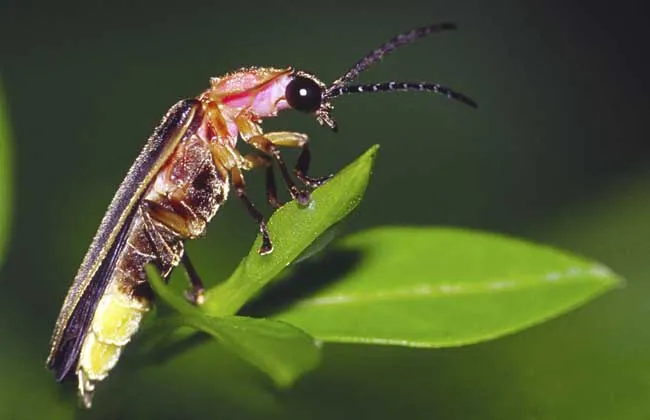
49;209;135;380
47;99;201;378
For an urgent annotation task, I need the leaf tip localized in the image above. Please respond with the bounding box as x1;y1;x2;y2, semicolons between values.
588;263;625;289
363;144;380;162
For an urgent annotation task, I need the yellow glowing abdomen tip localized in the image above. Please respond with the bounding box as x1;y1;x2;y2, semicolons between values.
76;280;150;407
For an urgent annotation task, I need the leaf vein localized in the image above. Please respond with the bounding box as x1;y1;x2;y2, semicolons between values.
294;264;613;308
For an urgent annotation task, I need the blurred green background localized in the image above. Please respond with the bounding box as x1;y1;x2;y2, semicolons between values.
1;0;649;418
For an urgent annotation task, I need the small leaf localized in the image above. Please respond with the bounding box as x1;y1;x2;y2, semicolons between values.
204;145;378;316
141;141;378;385
146;265;199;318
0;81;13;267
274;227;622;347
146;266;321;386
190;316;321;387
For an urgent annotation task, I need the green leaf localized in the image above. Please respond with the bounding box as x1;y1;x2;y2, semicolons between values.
274;227;621;347
146;265;199;318
189;316;321;388
204;145;379;316
0;81;12;267
139;144;376;386
146;266;321;387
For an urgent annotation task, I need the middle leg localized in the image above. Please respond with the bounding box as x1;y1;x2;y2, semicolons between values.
242;152;282;209
231;166;274;255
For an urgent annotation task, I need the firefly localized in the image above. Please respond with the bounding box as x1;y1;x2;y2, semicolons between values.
47;22;476;408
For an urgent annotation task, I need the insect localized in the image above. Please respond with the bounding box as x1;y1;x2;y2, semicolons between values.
47;22;477;408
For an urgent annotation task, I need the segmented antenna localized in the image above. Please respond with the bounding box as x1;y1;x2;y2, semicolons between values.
325;22;458;97
328;81;478;108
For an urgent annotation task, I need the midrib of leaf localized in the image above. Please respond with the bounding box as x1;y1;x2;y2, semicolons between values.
288;263;617;309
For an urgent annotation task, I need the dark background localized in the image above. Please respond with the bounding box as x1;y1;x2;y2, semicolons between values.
1;1;650;418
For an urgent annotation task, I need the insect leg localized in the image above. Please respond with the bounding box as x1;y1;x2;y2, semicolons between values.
243;153;281;209
264;131;333;188
140;204;183;273
231;166;274;255
247;135;311;205
180;253;205;305
140;202;204;304
142;200;196;239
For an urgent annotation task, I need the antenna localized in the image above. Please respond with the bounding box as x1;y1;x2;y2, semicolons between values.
327;81;477;108
325;22;458;97
312;22;477;131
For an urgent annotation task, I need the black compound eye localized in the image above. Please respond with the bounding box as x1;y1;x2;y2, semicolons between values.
285;76;323;113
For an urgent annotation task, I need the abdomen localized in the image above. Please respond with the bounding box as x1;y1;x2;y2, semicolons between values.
76;131;230;406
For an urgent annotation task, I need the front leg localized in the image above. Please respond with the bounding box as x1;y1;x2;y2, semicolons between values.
261;131;333;188
235;115;330;192
247;134;310;205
